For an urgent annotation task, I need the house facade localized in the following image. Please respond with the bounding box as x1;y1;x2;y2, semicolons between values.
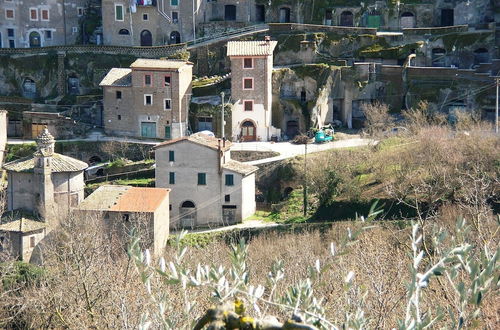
0;110;6;168
75;185;170;256
0;0;86;48
228;38;280;141
102;0;206;46
100;59;193;140
155;133;257;229
1;128;87;261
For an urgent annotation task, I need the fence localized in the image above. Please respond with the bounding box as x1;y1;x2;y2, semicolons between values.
186;24;269;49
0;43;186;58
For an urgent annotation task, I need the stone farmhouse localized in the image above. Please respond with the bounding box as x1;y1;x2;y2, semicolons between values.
100;58;193;140
0;0;87;48
0;110;6;168
75;185;170;256
155;133;257;229
0;128;87;261
228;38;281;142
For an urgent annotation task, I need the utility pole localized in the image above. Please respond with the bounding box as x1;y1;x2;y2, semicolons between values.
495;77;499;134
220;92;225;138
303;141;308;217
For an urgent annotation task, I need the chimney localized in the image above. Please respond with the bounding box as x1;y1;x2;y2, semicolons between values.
265;36;271;44
223;137;226;148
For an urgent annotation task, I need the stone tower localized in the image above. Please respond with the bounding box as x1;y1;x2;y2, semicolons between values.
33;128;55;221
227;38;280;142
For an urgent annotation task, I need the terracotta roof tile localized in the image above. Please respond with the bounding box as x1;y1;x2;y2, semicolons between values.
223;160;258;176
227;40;277;56
154;133;232;152
99;68;132;87
76;185;170;213
3;153;88;173
130;59;192;70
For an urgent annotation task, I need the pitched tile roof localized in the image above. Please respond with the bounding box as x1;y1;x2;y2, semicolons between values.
0;212;46;233
227;40;278;56
76;185;170;213
154;133;232;152
99;68;132;87
3;153;88;173
223;160;258;176
130;59;192;70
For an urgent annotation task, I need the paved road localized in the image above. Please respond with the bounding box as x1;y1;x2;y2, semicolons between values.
231;138;375;165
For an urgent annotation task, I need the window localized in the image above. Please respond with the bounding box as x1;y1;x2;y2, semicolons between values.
30;236;36;248
243;78;253;90
164;76;171;86
9;40;15;48
163;98;172;110
244;100;253;111
169;172;175;184
115;4;124;21
116;90;122;99
7;29;14;38
171;0;179;6
198;173;206;185
45;30;52;39
118;115;122;120
225;174;234;186
225;194;230;202
144;74;152;86
41;9;49;21
143;13;148;20
172;11;178;23
30;8;38;20
72;26;78;33
5;9;14;19
144;94;152;105
77;7;84;16
169;150;175;161
243;58;253;69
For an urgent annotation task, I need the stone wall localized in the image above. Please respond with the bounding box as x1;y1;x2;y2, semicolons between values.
0;110;6;167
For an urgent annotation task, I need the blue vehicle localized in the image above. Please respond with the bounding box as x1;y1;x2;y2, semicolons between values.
314;130;333;143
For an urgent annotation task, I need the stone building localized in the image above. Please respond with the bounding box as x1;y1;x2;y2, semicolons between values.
0;110;6;168
100;58;193;139
0;0;87;48
228;38;281;141
155;133;257;229
102;0;207;46
0;128;87;261
75;185;170;256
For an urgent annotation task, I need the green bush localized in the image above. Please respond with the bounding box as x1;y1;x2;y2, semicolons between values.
0;261;45;289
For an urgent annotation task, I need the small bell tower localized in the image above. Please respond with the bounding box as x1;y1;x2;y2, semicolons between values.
34;127;55;222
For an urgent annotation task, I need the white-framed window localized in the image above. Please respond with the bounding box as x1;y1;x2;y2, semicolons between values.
5;9;14;20
243;58;253;69
115;4;124;21
243;100;253;111
164;98;172;110
77;7;84;17
243;77;254;90
41;9;50;21
171;0;179;6
29;7;38;21
72;26;78;33
144;94;153;105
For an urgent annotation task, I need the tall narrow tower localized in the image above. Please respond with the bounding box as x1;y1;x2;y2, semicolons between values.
227;37;280;141
33;128;55;222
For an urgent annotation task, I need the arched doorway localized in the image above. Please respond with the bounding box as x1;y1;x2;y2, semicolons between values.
286;120;299;139
279;7;290;23
473;48;489;65
340;11;354;26
29;31;41;47
400;12;415;28
169;31;181;44
140;30;152;46
224;5;236;21
180;200;196;228
22;78;36;99
240;120;256;142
